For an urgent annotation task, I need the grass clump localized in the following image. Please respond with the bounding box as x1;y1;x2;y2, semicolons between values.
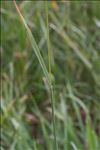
1;1;100;150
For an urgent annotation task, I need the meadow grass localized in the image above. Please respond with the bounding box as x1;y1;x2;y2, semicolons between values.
1;1;100;150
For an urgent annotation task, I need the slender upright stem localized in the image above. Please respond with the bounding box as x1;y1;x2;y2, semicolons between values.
50;85;58;150
13;0;58;149
45;1;51;75
45;1;58;150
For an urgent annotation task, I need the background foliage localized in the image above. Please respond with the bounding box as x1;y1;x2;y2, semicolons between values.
1;1;100;150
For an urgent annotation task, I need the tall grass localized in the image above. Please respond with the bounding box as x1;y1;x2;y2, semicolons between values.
13;0;57;149
1;1;100;150
45;1;58;150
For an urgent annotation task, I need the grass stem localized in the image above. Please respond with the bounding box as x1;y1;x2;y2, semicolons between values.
14;0;58;149
45;1;58;150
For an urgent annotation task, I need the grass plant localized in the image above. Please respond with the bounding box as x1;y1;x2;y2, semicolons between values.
1;1;100;150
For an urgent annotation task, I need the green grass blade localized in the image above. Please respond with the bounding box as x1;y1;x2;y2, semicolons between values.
13;0;50;86
14;1;57;150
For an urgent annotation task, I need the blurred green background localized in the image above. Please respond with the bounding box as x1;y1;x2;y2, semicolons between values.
1;1;100;150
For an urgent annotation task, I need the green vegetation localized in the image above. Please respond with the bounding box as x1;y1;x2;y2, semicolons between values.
1;1;100;150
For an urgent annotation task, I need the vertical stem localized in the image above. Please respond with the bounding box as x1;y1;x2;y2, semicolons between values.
45;1;51;74
50;85;58;150
45;1;58;150
13;0;58;149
